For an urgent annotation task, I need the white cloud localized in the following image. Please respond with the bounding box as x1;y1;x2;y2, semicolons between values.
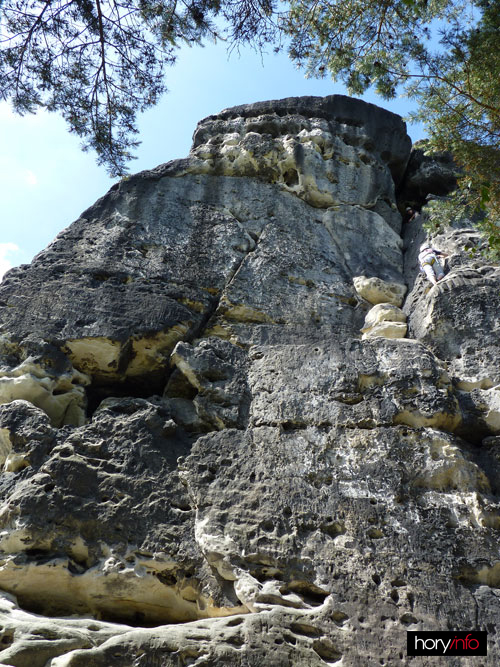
0;243;20;281
25;170;38;186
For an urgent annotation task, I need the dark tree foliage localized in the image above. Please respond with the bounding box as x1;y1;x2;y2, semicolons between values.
412;0;500;253
0;0;277;175
284;0;500;246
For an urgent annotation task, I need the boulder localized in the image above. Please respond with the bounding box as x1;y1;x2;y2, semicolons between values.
353;275;407;306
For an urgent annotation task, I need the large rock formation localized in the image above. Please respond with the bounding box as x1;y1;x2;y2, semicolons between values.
0;95;499;666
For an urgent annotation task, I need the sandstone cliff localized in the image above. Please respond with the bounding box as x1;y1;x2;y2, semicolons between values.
0;95;499;666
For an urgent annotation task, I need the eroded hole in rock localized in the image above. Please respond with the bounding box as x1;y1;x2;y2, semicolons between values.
24;548;57;562
31;628;63;640
171;500;192;512
282;169;299;187
454;561;500;590
255;592;304;609
400;613;418;626
226;635;245;647
64;325;205;420
320;521;346;538
391;578;406;587
457;422;492;448
85;367;175;418
331;611;349;626
282;421;307;432
226;617;244;627
260;520;275;533
0;629;14;648
290;622;322;637
250;565;284;583
156;571;177;587
280;581;329;606
312;638;342;662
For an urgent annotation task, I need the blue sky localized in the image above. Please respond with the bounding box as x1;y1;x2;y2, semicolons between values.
0;40;426;280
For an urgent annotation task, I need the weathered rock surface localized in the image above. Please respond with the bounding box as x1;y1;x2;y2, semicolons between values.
397;142;457;209
0;95;499;665
353;275;407;307
361;303;407;340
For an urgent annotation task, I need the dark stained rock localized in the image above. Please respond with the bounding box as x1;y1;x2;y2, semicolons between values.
398;144;458;209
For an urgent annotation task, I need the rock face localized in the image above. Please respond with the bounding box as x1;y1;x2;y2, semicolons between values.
397;143;457;209
0;95;499;666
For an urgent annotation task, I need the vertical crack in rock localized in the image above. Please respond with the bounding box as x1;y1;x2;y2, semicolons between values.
190;218;271;344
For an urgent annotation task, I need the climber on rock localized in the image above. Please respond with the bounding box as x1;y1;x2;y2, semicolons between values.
405;206;420;223
418;242;447;286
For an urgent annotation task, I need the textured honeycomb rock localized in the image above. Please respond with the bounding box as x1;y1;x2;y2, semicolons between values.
0;96;499;666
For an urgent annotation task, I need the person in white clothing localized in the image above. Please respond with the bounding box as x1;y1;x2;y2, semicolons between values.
418;242;447;285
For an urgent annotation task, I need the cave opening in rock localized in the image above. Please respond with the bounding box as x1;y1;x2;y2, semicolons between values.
82;362;183;418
